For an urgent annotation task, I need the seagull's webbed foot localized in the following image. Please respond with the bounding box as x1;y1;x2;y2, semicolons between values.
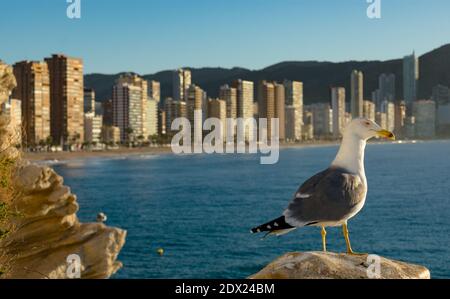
346;249;368;256
342;223;367;256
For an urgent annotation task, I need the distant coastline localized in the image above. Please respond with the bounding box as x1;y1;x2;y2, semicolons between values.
23;146;173;162
23;139;448;163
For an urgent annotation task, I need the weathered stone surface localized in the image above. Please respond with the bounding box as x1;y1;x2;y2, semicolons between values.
249;252;430;279
0;63;19;160
0;62;16;106
0;163;126;279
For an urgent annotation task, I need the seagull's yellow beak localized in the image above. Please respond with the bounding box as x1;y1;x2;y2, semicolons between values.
376;129;395;140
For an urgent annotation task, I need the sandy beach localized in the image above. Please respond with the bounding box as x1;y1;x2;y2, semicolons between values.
23;139;419;162
23;146;174;162
23;142;340;162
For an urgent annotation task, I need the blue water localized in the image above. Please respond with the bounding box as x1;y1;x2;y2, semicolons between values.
52;140;450;278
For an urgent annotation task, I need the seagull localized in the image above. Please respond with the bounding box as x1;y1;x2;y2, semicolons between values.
251;118;395;254
96;212;108;223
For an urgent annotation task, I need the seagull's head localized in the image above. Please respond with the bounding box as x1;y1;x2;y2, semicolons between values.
345;118;395;141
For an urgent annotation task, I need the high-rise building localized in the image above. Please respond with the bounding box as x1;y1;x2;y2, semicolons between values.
145;99;158;137
219;84;237;119
274;83;285;141
363;100;376;122
186;84;203;136
413;100;436;138
437;103;450;135
45;54;84;144
148;80;161;103
394;101;406;137
232;79;254;141
404;116;416;139
257;81;275;140
208;98;227;138
102;99;113;126
12;60;50;145
381;101;395;132
94;101;102;115
285;106;296;142
164;98;187;135
310;103;332;138
331;87;346;138
201;90;209;121
116;74;148;138
302;110;314;140
112;82;143;142
378;73;396;108
158;109;166;136
84;112;103;144
253;102;259;119
284;80;303;141
371;89;380;109
403;52;419;107
101;125;121;144
173;69;191;101
351;70;364;118
432;84;450;105
375;112;387;130
257;81;285;141
84;88;96;113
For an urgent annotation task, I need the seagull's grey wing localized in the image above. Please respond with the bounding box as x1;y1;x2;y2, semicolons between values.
283;167;366;226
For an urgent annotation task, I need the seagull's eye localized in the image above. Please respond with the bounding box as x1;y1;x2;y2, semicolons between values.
364;121;370;126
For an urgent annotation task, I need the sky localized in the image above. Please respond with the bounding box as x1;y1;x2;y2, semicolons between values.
1;0;450;74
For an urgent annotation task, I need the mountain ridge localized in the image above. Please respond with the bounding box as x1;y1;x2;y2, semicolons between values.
85;44;450;105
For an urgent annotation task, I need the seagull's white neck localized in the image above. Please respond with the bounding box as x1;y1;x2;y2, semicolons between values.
331;133;367;178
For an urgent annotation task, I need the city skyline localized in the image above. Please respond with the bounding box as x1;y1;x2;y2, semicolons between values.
4;52;448;147
1;0;450;74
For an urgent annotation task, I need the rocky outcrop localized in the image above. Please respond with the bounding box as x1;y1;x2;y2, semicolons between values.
249;252;431;279
0;164;126;279
0;63;20;161
0;62;16;105
0;61;126;279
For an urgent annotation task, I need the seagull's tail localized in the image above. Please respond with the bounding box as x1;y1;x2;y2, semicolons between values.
251;216;296;237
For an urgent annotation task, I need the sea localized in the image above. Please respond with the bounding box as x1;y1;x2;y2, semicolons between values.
52;140;450;278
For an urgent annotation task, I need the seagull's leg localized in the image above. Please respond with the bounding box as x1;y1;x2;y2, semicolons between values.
342;223;366;255
321;226;327;252
342;223;354;254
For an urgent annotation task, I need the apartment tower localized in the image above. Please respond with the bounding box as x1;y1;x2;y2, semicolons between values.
331;87;346;138
283;80;303;141
232;79;254;141
45;54;84;144
350;70;364;118
173;69;192;101
12;60;51;145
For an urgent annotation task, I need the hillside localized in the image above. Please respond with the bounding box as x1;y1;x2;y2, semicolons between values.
84;44;450;105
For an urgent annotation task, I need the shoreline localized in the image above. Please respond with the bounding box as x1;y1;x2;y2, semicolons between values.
23;146;174;162
23;139;448;162
23;141;341;162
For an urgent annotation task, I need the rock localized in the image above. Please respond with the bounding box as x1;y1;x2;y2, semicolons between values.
0;61;126;279
0;62;19;160
0;62;16;107
249;252;430;279
0;163;126;279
